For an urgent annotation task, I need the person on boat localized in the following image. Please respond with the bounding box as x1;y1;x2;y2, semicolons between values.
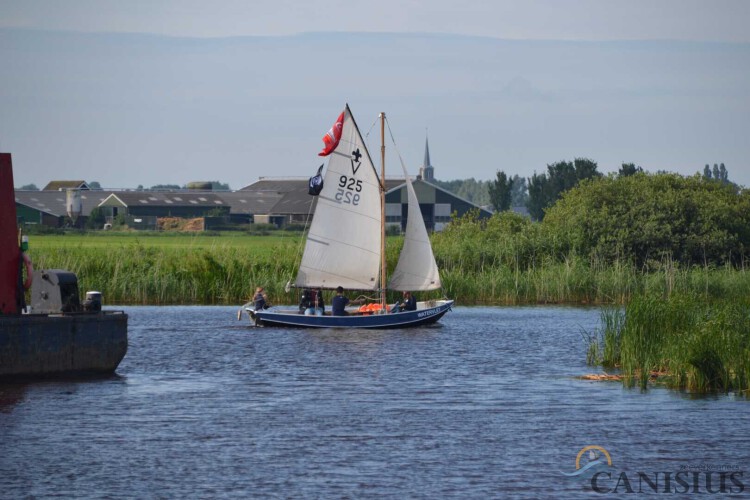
299;289;312;314
392;291;417;313
331;286;361;316
253;287;270;310
313;288;325;315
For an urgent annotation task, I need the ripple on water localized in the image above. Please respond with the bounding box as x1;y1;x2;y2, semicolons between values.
0;305;747;498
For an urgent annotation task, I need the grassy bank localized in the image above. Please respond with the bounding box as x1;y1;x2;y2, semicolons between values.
27;234;302;305
586;295;750;393
24;232;750;306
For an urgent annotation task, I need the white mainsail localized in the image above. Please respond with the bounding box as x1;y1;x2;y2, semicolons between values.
295;106;382;290
388;170;442;291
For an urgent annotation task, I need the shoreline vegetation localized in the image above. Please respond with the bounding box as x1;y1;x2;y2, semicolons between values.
585;295;750;395
25;230;749;307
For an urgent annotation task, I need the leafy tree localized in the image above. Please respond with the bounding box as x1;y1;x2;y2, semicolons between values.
526;171;549;221
618;163;643;177
543;173;750;267
88;181;102;190
150;184;181;190
18;183;39;190
488;170;513;212
702;163;732;185
85;206;106;230
526;158;602;221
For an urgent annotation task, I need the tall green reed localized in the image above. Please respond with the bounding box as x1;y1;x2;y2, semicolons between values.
588;293;750;393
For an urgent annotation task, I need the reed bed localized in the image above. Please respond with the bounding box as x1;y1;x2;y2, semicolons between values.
28;238;302;305
587;295;750;393
27;234;750;307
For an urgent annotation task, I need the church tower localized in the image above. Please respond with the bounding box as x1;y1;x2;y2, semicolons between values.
418;135;435;182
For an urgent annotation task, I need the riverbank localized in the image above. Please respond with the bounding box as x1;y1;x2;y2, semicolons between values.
25;233;750;305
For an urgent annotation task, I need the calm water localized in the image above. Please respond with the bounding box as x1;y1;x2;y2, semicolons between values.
1;306;748;498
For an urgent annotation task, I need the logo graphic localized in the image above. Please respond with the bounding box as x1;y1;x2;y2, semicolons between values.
562;445;613;477
561;446;745;494
351;148;362;175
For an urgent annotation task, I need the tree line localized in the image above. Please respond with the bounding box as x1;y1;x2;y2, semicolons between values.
437;160;739;222
437;162;748;270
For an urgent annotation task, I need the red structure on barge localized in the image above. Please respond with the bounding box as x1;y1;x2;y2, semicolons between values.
0;153;128;377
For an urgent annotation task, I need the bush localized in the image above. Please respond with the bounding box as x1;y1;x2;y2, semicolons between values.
543;173;750;267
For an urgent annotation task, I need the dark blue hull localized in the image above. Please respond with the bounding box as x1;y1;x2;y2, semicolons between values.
247;300;453;329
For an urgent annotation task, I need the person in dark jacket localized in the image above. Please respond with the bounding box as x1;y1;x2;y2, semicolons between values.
253;287;270;310
331;286;349;316
393;291;417;313
402;291;417;311
299;289;312;314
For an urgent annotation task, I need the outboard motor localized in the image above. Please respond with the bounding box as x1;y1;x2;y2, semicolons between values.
83;291;102;312
30;270;82;314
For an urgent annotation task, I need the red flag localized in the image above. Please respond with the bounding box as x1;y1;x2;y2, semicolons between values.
318;111;344;156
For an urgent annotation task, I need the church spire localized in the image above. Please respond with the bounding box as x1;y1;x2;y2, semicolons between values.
423;136;432;170
419;133;435;181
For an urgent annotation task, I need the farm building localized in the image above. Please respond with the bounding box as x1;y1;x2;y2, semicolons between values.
14;189;115;227
239;176;491;231
15;139;490;230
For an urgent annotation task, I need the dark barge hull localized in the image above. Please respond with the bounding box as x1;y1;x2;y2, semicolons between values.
0;312;128;378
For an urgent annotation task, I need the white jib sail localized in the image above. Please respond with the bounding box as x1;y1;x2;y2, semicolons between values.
388;169;442;291
295;106;382;290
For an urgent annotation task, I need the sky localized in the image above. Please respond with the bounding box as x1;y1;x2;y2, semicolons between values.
1;0;749;189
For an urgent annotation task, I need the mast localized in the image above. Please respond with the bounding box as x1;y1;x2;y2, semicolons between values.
380;112;387;311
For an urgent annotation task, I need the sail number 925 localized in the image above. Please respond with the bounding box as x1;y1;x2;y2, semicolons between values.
335;175;362;205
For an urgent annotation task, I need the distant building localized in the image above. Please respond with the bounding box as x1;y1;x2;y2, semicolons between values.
98;192;229;219
386;178;491;232
239;176;491;232
16;140;491;231
15;189;113;227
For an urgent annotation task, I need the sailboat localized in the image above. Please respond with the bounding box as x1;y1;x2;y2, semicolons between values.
241;104;453;328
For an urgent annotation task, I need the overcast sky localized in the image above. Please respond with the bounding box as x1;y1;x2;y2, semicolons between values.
3;0;749;42
1;0;748;189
